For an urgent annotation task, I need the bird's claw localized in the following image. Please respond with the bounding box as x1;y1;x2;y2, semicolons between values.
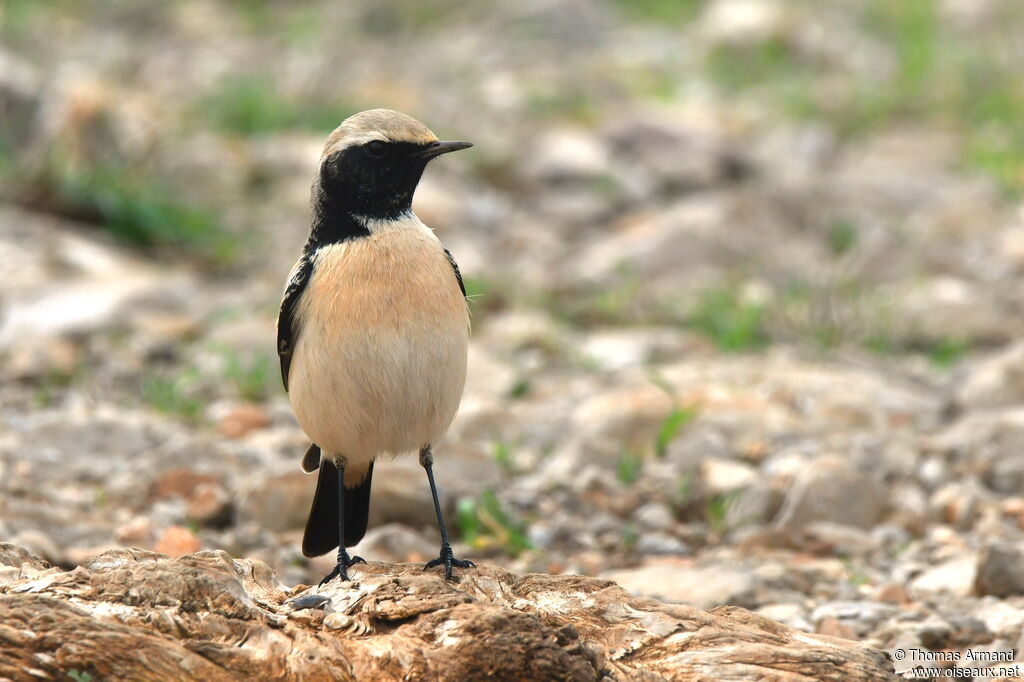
424;543;475;581
318;553;365;586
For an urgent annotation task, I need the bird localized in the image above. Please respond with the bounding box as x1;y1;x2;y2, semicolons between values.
276;109;475;584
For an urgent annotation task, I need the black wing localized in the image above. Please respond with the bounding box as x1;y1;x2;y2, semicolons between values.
444;247;466;298
277;255;313;392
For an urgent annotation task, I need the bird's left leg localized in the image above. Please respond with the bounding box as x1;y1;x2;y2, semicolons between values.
420;446;475;580
319;457;366;585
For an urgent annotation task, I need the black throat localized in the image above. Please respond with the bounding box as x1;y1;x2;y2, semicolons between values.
308;185;372;247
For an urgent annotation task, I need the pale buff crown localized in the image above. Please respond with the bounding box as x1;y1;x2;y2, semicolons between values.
321;109;438;157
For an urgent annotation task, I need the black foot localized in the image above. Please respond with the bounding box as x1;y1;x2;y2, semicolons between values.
424;543;475;581
318;553;365;586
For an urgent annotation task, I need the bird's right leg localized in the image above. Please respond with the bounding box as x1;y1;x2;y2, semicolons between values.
318;456;366;585
420;446;475;580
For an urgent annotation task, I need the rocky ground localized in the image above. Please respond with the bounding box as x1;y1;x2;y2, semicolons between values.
3;0;1024;679
0;545;893;680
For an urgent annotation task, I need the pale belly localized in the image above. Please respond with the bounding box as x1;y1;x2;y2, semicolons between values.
287;224;469;479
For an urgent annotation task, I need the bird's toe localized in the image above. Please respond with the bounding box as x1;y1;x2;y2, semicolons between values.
424;544;475;581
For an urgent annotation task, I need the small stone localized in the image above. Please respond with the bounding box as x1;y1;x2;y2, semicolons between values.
816;617;857;640
756;603;811;632
6;338;80;380
604;559;755;609
917;619;952;650
802;522;879;556
891;277;1015;346
929;482;984;530
974;544;1024;597
726;481;784;527
132;312;200;341
701;458;758;496
910;555;977;597
65;545;120;567
289;593;330;611
702;0;789;45
889;483;928;535
947;616;992;647
238;471;312;532
633;502;675;532
775;456;887;531
957;341;1024;410
356;524;438;563
875;583;910;605
366;464;441;530
0;266;166;345
522;127;611;183
9;531;61;565
811;602;899;638
323;613;353;631
579;328;687;370
999;498;1024;530
569;386;674;466
219;403;271;439
115;517;153;547
635;532;691;557
154;526;201;557
975;600;1024;638
555;623;579;645
186;483;233;528
153;469;221;501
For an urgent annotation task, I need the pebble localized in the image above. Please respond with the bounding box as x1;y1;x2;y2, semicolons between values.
154;526;202;557
218;403;271;439
604;559;755;610
775;456;887;531
186;483;233;529
910;556;978;598
974;545;1024;598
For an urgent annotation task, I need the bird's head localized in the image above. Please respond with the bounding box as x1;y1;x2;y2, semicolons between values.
315;109;471;221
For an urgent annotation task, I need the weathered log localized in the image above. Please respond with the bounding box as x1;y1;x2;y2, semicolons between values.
0;544;894;681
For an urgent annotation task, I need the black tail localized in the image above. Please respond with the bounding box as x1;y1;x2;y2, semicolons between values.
300;443;321;473
301;460;374;557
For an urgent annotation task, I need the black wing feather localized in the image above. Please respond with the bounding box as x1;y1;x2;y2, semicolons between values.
301;443;321;473
302;460;375;556
444;247;466;298
277;255;313;392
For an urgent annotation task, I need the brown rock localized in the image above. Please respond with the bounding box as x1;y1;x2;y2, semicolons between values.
1001;497;1024;530
775;456;888;531
956;341;1024;410
0;545;894;681
367;463;441;529
817;617;858;640
152;469;221;501
974;545;1024;598
132;313;200;341
153;526;201;557
604;557;756;610
0;543;52;588
64;544;122;567
8;530;62;566
6;338;80;380
238;471;311;532
356;524;437;563
115;517;154;547
186;483;233;529
875;583;911;605
218;403;271;439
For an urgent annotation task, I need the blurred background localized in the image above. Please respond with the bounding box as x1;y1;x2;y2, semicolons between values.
3;0;1024;658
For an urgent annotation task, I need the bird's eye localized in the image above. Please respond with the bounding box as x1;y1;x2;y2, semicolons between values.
365;141;388;158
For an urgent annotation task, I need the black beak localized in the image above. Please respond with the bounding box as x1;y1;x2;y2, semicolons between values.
418;140;473;159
